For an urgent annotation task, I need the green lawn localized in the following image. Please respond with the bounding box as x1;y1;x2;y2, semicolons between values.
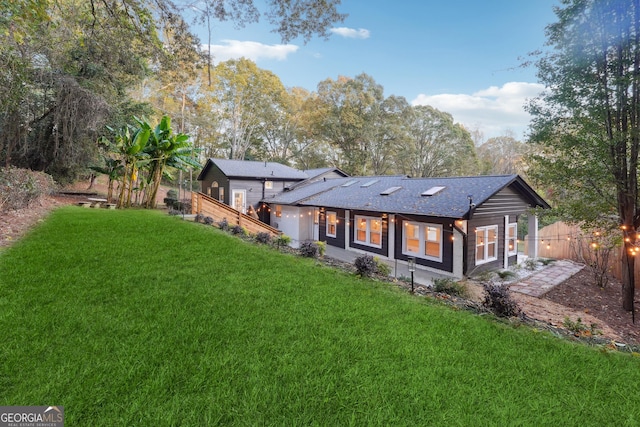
1;207;639;426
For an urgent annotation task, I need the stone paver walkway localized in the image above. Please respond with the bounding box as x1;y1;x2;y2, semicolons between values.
509;259;585;297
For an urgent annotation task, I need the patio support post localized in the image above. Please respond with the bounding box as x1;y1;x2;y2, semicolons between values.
504;215;509;269
528;215;539;259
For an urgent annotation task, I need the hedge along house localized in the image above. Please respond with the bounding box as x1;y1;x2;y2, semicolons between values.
264;174;550;278
197;158;348;221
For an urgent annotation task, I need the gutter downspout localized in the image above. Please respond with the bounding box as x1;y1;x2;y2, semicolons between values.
452;220;468;277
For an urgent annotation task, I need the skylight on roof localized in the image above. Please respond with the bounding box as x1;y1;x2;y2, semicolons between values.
422;186;446;196
341;179;358;187
360;179;379;188
380;186;402;195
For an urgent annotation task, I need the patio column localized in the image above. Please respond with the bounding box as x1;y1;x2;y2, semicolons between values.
388;214;395;260
528;215;539;259
504;215;509;269
345;210;350;250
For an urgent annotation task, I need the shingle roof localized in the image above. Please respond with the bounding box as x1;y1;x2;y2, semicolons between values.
302;167;334;179
264;178;351;204
266;175;549;218
200;158;309;180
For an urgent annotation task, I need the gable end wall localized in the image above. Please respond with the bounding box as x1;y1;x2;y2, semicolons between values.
472;187;530;219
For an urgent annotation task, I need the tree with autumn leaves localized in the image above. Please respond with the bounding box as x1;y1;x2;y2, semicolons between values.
528;0;640;314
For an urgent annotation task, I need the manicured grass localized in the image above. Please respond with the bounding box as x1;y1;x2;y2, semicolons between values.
1;207;639;425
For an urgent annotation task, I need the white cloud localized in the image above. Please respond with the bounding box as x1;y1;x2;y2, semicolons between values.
203;40;299;63
330;27;371;39
411;82;545;140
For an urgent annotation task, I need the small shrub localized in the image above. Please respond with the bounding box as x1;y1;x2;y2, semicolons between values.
0;167;56;211
231;225;246;236
299;241;320;258
474;270;496;282
539;258;555;266
524;258;538;271
354;254;377;277
256;232;272;244
276;234;291;247
166;189;178;199
374;257;391;276
218;218;229;231
496;270;517;281
168;209;181;216
176;200;192;212
482;282;521;318
316;241;326;257
563;317;601;336
195;214;204;223
433;278;467;297
204;216;214;225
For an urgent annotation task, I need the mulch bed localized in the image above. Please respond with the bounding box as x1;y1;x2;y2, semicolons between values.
544;268;640;345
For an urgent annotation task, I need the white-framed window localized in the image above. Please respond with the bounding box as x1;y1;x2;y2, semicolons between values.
354;215;383;248
476;225;498;264
326;212;337;237
507;223;518;256
402;221;442;261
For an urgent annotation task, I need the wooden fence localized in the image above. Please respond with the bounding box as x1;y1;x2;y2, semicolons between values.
527;221;639;284
191;192;281;237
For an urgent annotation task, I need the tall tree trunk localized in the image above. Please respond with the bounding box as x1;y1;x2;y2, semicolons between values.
107;179;114;203
622;239;636;316
145;161;164;209
117;165;129;208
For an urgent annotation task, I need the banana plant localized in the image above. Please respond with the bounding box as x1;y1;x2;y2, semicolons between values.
89;153;124;203
136;115;198;209
108;124;150;208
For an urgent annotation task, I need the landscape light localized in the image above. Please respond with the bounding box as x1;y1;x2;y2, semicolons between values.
408;257;416;293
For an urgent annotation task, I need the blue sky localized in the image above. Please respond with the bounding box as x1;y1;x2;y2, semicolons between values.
190;1;560;141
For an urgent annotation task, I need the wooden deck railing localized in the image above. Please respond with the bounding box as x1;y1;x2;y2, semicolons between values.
191;192;280;237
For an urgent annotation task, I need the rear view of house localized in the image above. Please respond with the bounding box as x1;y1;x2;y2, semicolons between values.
264;175;549;278
197;159;549;279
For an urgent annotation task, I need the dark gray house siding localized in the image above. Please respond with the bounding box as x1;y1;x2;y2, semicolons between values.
348;210;389;257
319;208;346;248
466;216;506;275
471;187;532;219
394;215;455;273
201;166;229;203
201;170;298;214
198;159;310;217
466;188;526;275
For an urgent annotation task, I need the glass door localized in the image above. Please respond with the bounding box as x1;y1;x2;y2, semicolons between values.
232;190;246;213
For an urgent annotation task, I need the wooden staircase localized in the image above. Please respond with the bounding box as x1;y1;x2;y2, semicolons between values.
191;192;280;237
